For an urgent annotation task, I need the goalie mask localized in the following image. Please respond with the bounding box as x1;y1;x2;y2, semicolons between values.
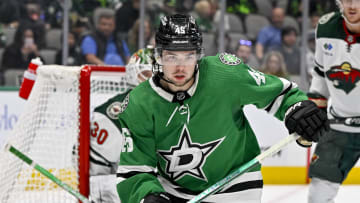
126;47;154;87
153;14;204;76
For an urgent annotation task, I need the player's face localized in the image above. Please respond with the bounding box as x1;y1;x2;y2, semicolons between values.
161;50;198;91
342;0;360;24
267;55;281;73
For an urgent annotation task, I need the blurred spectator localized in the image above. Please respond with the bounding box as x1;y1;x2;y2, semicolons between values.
0;0;20;27
72;17;91;39
212;0;230;31
310;12;321;29
42;0;63;29
255;7;285;61
115;0;140;33
56;31;82;66
286;0;302;20
208;31;233;56
310;0;337;16
306;29;316;79
260;51;288;78
207;0;219;19
81;9;130;65
273;26;300;75
194;0;214;33
1;24;43;71
19;1;46;49
287;0;336;23
235;39;259;69
72;0;114;18
148;0;177;28
127;18;152;53
227;0;258;21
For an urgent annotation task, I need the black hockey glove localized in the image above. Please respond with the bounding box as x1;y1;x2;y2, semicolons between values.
143;192;171;203
285;100;329;142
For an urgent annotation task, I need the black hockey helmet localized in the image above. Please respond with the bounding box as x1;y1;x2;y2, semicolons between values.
155;14;203;53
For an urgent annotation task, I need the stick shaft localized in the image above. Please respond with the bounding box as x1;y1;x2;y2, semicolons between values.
188;133;300;203
7;144;90;203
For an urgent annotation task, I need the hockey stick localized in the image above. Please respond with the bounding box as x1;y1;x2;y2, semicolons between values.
5;144;91;203
187;133;300;203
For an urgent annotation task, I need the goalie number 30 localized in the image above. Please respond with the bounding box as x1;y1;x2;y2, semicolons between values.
91;121;109;145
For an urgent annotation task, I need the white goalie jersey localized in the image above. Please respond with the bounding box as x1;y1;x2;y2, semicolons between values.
89;47;153;203
89;47;154;175
90;92;129;176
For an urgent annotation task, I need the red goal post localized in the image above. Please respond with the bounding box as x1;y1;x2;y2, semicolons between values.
0;65;128;203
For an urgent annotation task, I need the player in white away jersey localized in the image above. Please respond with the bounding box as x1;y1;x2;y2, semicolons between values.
307;1;360;202
89;47;153;203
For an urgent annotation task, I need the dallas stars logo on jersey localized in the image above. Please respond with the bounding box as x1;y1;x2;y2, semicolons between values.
219;53;242;66
158;125;224;182
326;62;360;94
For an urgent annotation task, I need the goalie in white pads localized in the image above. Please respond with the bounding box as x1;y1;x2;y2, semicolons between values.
89;48;153;203
307;1;360;203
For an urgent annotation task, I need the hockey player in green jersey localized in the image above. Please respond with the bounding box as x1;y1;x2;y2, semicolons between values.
89;47;153;203
307;1;360;203
116;14;329;203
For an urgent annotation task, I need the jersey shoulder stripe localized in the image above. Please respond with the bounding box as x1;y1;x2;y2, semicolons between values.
317;12;344;39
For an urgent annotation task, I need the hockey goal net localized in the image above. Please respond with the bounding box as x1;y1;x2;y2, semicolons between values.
0;65;129;203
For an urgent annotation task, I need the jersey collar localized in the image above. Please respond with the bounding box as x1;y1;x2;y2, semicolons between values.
149;72;199;103
342;20;360;45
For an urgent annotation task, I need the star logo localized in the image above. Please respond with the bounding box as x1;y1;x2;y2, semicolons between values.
158;125;224;182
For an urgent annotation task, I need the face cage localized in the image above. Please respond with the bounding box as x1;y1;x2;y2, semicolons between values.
126;62;153;86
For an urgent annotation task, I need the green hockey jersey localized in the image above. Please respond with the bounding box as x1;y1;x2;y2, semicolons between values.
116;53;307;202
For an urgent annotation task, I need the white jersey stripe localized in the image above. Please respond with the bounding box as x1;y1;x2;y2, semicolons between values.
158;171;262;202
116;165;156;174
263;78;294;115
219;171;263;192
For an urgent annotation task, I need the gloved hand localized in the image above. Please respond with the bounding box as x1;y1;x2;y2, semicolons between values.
285;100;329;142
143;192;171;203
